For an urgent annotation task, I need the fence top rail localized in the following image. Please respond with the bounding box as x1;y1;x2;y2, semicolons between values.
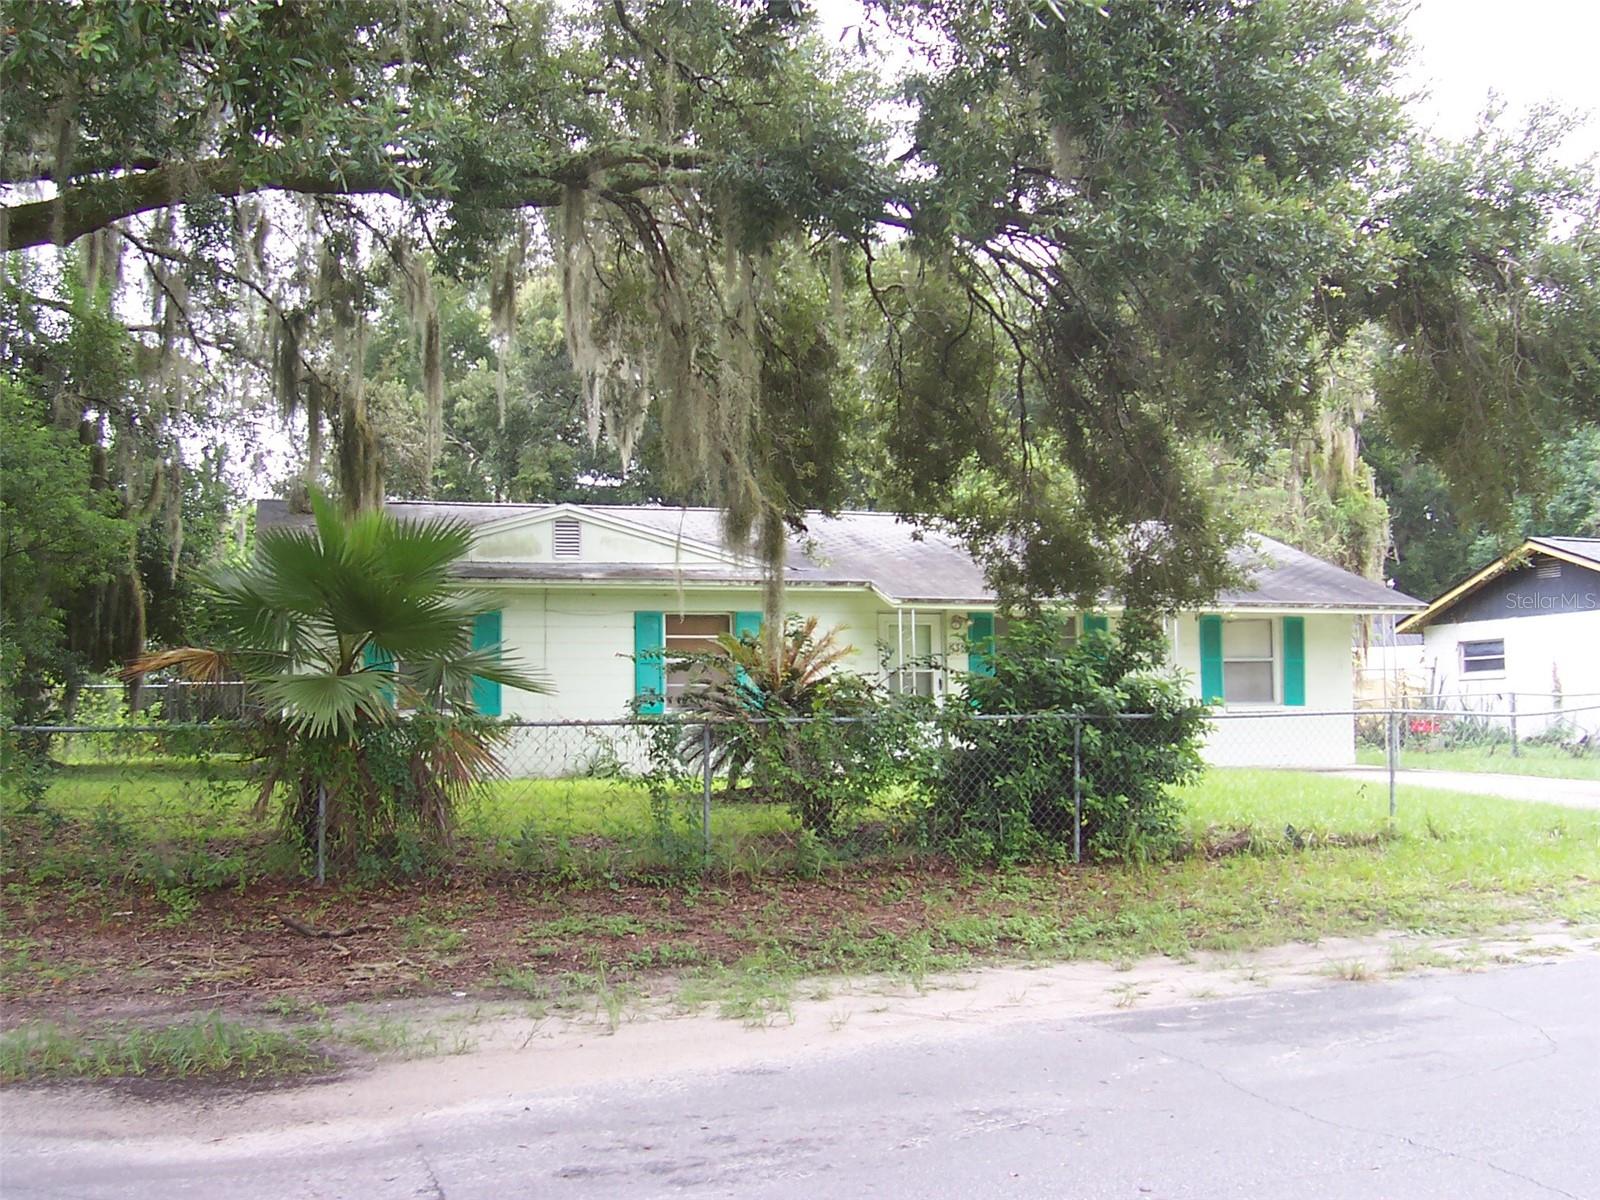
80;681;247;688
8;702;1598;737
3;724;242;735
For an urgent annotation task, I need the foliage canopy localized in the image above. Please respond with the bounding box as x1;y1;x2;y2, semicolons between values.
4;0;1598;615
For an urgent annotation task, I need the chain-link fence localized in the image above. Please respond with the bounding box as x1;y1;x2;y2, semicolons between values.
1354;697;1600;778
7;706;1596;883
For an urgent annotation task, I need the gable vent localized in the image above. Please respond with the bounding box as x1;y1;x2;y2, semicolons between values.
1536;561;1562;580
553;518;581;559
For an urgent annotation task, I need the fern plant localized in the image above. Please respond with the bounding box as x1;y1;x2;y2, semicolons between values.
661;617;917;836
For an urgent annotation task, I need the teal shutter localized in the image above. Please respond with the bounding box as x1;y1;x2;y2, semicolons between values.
1083;613;1109;635
363;640;396;705
471;611;502;716
966;612;995;677
1281;616;1306;707
1198;615;1224;704
634;611;665;714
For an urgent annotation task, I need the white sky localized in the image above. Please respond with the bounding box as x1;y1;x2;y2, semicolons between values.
815;0;1600;173
1403;0;1599;167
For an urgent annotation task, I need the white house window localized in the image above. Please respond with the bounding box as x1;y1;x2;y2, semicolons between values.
992;613;1077;655
664;613;730;706
1059;614;1079;647
1222;618;1276;704
553;518;581;559
1460;638;1506;675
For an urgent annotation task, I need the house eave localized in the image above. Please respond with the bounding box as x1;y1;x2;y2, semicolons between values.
454;568;1419;615
1394;538;1597;634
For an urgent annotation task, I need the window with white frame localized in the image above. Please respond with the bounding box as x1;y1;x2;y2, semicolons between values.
993;613;1077;657
1222;618;1276;704
1459;638;1505;675
879;615;943;697
663;613;730;706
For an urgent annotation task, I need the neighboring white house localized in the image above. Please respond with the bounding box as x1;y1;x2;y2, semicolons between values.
257;500;1425;768
1354;613;1427;707
1396;537;1600;735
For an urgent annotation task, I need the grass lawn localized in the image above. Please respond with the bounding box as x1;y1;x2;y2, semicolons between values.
1353;741;1600;780
4;756;1598;1052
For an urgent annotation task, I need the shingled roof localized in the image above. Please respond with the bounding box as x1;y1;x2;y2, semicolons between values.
255;499;1422;612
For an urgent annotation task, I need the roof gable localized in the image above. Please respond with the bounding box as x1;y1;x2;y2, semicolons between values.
464;504;738;567
1396;537;1600;633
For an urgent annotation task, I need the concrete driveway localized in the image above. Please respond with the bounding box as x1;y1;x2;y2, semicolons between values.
5;957;1598;1199
1326;765;1600;808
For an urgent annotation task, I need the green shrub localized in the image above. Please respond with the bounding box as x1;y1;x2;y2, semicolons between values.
922;611;1205;863
252;708;508;869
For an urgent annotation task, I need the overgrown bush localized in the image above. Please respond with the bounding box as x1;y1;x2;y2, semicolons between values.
921;611;1205;863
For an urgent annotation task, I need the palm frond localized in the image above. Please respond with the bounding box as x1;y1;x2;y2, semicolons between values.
408;649;550;710
375;517;475;582
257;671;398;739
123;646;232;682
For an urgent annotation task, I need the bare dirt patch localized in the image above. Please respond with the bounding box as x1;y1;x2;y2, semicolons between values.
2;863;987;1022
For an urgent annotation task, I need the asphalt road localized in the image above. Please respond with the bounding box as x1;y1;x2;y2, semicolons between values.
5;958;1598;1200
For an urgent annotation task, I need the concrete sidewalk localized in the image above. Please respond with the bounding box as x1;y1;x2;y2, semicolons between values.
1325;765;1600;808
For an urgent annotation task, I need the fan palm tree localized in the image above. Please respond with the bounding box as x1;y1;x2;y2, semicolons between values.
128;492;546;857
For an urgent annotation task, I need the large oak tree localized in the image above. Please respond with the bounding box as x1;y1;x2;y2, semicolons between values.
4;0;1596;622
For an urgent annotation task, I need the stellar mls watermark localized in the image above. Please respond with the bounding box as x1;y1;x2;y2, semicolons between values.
1505;592;1599;611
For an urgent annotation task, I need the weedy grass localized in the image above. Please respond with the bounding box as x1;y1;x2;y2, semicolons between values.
0;1013;331;1084
631;770;1600;1007
9;760;1600;1029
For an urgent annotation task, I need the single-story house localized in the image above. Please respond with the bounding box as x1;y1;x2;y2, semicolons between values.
256;500;1424;768
1396;537;1600;734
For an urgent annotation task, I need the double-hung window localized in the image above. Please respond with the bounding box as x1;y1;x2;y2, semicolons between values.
663;614;731;707
991;613;1079;656
1222;618;1276;704
1459;639;1506;675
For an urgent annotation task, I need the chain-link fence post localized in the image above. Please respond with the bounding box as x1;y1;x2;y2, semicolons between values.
316;781;328;885
1386;708;1398;820
1510;693;1519;758
1072;716;1083;865
700;722;713;860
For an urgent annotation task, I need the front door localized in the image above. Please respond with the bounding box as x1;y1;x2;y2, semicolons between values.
878;613;944;697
